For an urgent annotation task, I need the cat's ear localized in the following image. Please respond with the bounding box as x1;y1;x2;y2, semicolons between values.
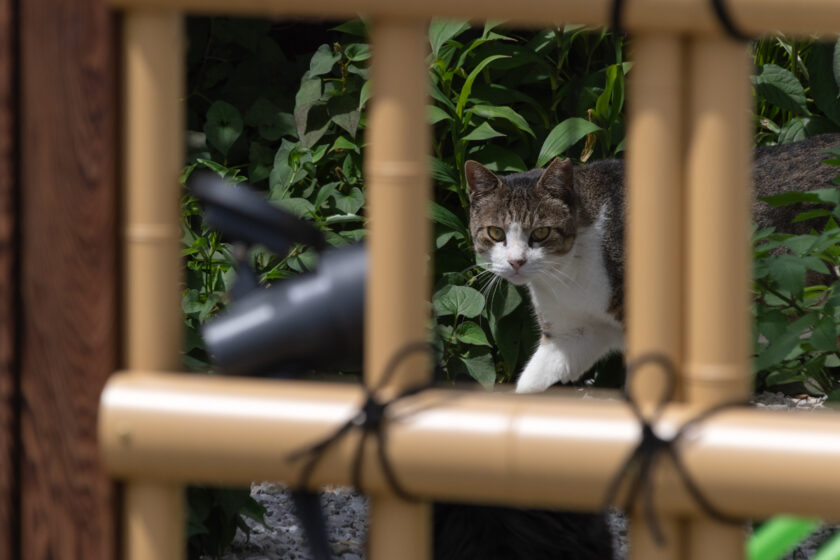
537;157;575;201
465;160;500;199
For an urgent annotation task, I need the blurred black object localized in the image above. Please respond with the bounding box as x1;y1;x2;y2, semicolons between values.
434;503;615;560
189;171;365;377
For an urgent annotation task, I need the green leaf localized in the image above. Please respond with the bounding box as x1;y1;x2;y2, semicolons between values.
768;254;807;298
434;285;485;318
428;105;452;125
489;281;523;320
807;43;840;126
271;197;315;218
327;93;361;137
455;321;492;346
287;247;319;272
204;101;243;157
332;19;368;36
333;187;365;214
314;182;338;208
462;121;505;142
245;98;296;141
468;104;534;137
248;141;274;184
268;139;305;194
760;191;821;207
430;156;460;185
436;231;459;248
359;80;372;110
429;201;469;237
429;19;470;57
537;118;602;166
754;313;819;371
456;54;510;117
344;43;370;62
811;315;839;351
752;64;810;116
309;44;340;76
834;38;840;90
459;350;496;389
469;145;527;173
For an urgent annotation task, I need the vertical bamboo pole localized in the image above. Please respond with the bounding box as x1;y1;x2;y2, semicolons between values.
625;34;688;559
123;11;185;560
685;36;753;560
364;17;431;560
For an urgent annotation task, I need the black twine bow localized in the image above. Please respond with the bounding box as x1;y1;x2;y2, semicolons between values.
287;341;437;500
602;354;745;545
611;0;751;41
710;0;752;41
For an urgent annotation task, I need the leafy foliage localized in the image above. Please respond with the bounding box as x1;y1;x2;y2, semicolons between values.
188;486;267;559
753;37;840;145
752;154;840;395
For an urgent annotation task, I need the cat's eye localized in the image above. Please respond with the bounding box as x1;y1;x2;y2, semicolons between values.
530;227;551;242
487;226;505;242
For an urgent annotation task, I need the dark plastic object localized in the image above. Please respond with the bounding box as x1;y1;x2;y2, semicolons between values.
201;242;366;376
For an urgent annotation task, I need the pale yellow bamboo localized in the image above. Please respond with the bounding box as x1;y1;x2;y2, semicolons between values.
122;11;185;560
105;0;840;37
99;372;840;520
684;37;753;560
364;18;431;560
625;34;687;559
685;38;752;407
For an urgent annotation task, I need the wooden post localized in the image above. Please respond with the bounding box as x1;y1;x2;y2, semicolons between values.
0;0;16;556
625;34;688;559
19;0;119;558
685;36;753;560
122;10;185;560
365;17;431;560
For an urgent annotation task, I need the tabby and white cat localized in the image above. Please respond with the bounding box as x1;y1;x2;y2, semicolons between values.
466;134;840;393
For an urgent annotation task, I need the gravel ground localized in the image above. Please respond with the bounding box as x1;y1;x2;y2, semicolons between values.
213;392;832;560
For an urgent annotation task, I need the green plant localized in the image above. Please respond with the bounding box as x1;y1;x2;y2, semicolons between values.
187;486;267;559
752;149;840;395
753;37;840;146
426;22;628;386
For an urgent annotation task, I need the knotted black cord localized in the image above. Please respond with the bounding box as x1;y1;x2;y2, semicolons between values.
710;0;752;41
288;341;439;500
611;0;751;40
602;354;746;545
286;342;440;560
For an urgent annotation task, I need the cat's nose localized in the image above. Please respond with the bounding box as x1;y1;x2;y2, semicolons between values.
508;258;526;272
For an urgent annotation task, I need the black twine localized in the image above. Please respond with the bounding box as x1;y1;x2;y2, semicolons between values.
710;0;752;41
611;0;751;41
602;354;745;545
287;341;438;501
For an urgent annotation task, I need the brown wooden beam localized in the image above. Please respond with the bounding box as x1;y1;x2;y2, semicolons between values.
0;0;18;557
19;0;119;558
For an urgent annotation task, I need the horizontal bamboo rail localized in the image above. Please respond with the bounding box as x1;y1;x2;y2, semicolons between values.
100;372;840;520
106;0;840;36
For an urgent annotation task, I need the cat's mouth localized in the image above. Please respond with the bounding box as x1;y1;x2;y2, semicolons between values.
501;270;531;285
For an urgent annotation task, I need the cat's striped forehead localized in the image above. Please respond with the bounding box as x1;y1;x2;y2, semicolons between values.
470;180;574;232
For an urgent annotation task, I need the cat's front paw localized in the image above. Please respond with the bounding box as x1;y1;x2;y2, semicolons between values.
515;344;575;393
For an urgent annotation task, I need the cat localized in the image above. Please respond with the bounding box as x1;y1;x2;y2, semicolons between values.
466;133;840;393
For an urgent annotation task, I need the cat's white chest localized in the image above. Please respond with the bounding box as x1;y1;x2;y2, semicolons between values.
514;212;624;393
527;214;619;333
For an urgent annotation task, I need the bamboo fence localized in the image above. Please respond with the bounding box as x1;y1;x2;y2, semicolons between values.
98;2;840;559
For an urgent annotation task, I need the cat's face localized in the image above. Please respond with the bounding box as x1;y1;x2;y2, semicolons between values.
466;158;579;285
